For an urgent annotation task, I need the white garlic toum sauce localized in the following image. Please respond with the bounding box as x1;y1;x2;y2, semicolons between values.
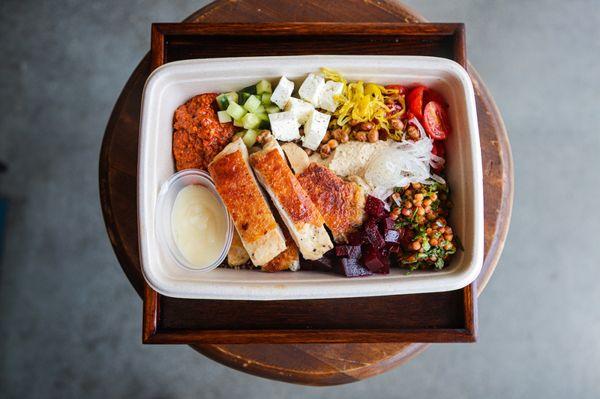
171;184;227;268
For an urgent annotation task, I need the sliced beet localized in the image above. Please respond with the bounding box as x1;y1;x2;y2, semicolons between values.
334;258;372;277
365;195;387;219
386;243;401;254
301;256;333;271
362;245;391;274
380;217;396;233
364;219;385;249
335;245;362;259
346;229;365;246
384;229;401;244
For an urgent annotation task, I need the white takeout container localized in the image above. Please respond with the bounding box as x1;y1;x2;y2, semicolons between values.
139;55;483;300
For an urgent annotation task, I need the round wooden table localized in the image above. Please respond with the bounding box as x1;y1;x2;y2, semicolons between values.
99;0;513;386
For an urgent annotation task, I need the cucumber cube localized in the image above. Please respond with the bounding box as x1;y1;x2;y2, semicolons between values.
238;92;251;104
226;102;247;120
256;112;269;122
256;80;272;94
234;131;245;140
216;94;229;110
242;112;261;129
266;104;280;114
217;110;232;123
233;119;244;128
242;129;258;148
254;105;265;114
261;93;272;105
243;95;261;113
224;92;238;104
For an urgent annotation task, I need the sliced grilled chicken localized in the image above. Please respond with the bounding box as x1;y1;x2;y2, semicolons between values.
281;142;310;175
249;135;333;260
227;230;250;267
208;139;286;266
262;235;300;272
297;163;366;243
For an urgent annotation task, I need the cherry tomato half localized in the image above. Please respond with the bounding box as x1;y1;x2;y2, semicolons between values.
407;86;427;120
425;88;448;108
423;101;451;140
431;140;446;172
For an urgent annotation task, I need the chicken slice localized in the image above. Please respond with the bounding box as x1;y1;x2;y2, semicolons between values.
297;163;366;243
262;235;300;272
249;135;333;260
281;142;310;174
208;139;286;266
227;230;250;267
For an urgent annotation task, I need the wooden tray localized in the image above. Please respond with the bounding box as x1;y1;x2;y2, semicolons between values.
143;22;477;344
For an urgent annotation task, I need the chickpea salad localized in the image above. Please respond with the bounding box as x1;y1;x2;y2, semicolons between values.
171;68;458;276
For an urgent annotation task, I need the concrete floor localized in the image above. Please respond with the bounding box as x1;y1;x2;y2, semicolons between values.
1;0;599;397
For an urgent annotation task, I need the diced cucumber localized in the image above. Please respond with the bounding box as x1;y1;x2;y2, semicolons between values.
243;95;261;113
261;93;272;105
266;104;280;114
224;92;238;104
226;102;247;120
234;131;245;139
255;112;269;122
240;85;257;95
233;118;244;128
217;110;232;123
256;80;272;94
255;104;265;114
216;94;229;110
238;91;251;104
242;129;258;148
242;112;261;129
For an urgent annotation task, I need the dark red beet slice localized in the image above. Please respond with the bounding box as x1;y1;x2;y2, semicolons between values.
335;245;362;259
346;229;364;246
362;245;390;274
365;219;385;249
334;258;372;277
365;195;387;219
386;243;401;254
384;229;401;244
380;217;396;233
301;257;334;271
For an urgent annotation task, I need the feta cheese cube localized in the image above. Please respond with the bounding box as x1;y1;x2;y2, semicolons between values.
284;97;315;124
298;73;325;106
301;110;331;150
268;111;300;141
270;76;294;109
319;80;344;112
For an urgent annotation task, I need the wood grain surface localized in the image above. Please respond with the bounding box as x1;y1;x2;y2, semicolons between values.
99;0;513;386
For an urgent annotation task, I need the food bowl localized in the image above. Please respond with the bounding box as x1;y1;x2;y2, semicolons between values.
139;55;483;300
155;169;233;273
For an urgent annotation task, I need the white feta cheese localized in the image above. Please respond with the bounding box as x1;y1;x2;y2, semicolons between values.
298;73;325;106
270;76;294;109
318;80;344;112
284;97;315;124
301;110;331;150
268;111;300;141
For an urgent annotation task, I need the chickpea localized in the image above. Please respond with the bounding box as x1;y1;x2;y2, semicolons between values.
443;243;453;251
427;213;437;221
405;189;413;197
404;200;413;209
444;233;454;242
423;198;432;207
430;238;439;246
407;125;420;140
426;227;433;235
401;208;412;217
390;207;401;221
391;118;404;131
410;241;421;251
445;226;453;235
417;207;426;216
360;121;374;131
349;119;360;126
367;128;379;143
354;131;367;142
412;183;422;190
255;129;270;143
319;144;331;158
430;192;438;201
327;139;339;150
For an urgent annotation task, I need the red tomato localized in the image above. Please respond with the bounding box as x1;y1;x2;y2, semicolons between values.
385;84;407;95
425;89;448;108
431;141;446;172
407;86;427;120
423;101;451;140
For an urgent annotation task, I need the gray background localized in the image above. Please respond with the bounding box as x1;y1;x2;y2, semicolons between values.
1;0;599;398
